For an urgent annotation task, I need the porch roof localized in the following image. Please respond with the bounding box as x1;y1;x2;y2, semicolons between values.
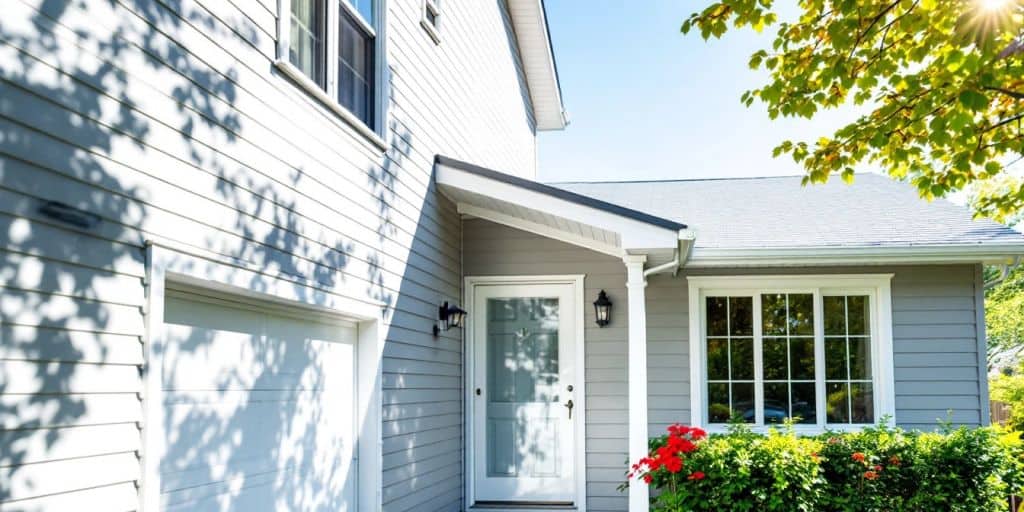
434;155;692;267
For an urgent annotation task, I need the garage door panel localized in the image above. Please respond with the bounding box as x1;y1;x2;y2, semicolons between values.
160;449;329;494
164;295;265;336
160;290;358;511
160;401;327;472
161;463;356;512
162;330;350;393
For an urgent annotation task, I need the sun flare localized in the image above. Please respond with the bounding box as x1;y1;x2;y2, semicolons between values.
978;0;1013;11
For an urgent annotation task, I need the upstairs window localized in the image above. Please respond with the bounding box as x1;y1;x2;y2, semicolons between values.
289;0;326;88
278;0;383;134
421;0;441;43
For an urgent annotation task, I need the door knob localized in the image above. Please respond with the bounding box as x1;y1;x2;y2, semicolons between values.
564;399;574;420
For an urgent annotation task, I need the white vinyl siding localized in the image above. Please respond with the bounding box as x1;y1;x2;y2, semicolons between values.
0;0;537;510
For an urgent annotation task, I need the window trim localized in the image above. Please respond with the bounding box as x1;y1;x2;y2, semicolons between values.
421;0;441;44
687;274;896;433
275;0;388;152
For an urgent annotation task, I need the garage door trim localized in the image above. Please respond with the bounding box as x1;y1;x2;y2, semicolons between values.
141;242;383;512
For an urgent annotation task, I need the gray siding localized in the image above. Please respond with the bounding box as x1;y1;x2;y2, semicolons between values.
0;1;535;511
464;219;987;512
463;219;631;512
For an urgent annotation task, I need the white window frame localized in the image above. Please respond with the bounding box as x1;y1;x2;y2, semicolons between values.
421;0;441;44
275;0;389;151
687;274;896;434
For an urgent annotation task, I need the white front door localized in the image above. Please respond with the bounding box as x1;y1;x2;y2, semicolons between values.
472;283;578;504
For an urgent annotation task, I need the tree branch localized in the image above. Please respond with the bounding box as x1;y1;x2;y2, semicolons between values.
848;0;902;59
983;113;1024;134
984;85;1024;100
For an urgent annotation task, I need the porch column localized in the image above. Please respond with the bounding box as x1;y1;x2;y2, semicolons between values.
624;254;649;512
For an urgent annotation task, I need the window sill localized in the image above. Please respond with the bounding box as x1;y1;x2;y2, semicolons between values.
273;59;388;153
420;19;441;44
703;423;886;436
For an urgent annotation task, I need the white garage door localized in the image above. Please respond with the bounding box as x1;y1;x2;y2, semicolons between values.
158;287;358;511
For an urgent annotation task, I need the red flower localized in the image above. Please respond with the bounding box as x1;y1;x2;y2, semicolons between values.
852;452;866;463
863;471;879;480
657;445;672;458
629;424;708;487
664;456;684;473
668;435;697;454
873;465;883;472
888;456;901;466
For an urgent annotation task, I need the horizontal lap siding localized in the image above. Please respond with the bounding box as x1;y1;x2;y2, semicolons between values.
464;226;985;512
889;264;984;429
465;219;680;512
0;0;536;510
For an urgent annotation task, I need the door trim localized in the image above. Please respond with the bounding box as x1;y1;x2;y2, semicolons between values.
464;275;587;511
142;241;384;512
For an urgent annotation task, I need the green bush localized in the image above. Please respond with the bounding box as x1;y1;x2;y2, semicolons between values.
626;422;1024;512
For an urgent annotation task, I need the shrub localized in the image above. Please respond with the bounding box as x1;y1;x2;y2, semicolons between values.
626;422;1024;512
991;369;1024;431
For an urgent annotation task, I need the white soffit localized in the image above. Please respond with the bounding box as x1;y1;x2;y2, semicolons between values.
435;156;685;260
507;0;567;130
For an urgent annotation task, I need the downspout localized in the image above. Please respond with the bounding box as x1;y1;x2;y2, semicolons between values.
985;256;1022;290
643;229;697;278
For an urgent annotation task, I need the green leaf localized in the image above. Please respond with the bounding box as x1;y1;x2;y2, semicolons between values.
679;0;1024;220
958;90;988;111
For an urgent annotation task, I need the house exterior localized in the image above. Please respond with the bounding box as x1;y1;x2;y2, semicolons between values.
2;1;1024;512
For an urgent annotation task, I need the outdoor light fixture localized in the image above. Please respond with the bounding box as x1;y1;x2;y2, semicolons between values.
434;301;467;336
593;290;612;327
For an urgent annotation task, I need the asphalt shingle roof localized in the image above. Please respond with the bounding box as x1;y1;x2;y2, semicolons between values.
552;174;1024;250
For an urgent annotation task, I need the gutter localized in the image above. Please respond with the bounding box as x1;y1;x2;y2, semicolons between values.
644;229;697;278
689;243;1024;267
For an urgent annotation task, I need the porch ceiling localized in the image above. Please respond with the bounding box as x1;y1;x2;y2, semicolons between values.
435;156;690;266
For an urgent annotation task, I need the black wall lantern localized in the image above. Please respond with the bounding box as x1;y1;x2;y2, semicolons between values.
434;301;467;336
593;290;612;327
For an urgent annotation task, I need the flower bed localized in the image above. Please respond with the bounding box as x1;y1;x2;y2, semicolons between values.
625;422;1024;512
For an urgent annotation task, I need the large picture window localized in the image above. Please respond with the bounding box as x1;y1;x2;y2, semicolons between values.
689;275;895;431
278;0;382;134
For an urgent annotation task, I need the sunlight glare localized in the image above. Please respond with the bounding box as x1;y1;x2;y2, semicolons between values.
978;0;1013;11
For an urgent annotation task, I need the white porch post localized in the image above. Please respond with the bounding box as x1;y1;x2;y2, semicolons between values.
624;254;649;512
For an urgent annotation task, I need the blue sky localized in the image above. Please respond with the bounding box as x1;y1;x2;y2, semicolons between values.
537;2;862;183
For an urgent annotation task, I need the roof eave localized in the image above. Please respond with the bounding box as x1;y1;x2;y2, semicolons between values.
435;155;687;263
507;0;567;131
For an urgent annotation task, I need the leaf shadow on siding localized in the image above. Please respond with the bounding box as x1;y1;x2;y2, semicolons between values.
0;0;376;509
372;118;467;508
